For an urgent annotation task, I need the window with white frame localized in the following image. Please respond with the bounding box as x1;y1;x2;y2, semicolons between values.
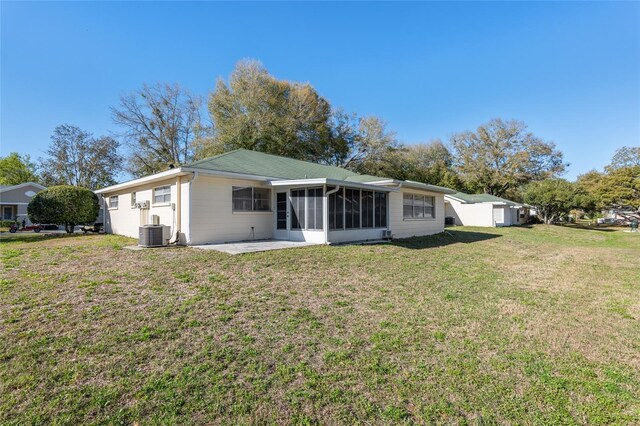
109;195;119;209
403;193;435;219
131;192;136;207
232;186;271;212
154;186;171;204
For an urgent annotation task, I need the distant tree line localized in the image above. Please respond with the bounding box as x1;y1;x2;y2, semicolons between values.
521;147;639;223
3;58;635;222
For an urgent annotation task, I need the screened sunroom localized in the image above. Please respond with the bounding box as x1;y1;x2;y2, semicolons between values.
268;179;393;244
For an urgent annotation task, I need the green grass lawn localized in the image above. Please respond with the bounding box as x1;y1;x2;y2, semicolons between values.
1;225;638;424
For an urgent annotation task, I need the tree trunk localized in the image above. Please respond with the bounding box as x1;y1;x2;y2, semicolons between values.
65;223;75;233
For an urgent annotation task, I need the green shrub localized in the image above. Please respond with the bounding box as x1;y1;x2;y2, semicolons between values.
28;186;99;233
0;220;17;227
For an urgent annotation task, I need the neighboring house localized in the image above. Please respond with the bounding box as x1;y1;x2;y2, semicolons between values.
444;192;531;227
603;206;640;224
0;182;46;225
96;149;456;245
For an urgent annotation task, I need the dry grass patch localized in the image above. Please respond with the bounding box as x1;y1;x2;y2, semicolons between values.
1;226;639;424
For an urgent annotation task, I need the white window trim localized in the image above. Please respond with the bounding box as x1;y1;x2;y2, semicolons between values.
108;196;119;210
403;192;436;220
153;186;172;205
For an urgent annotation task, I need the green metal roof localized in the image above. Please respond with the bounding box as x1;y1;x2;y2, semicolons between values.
185;149;376;181
185;149;457;194
448;192;521;206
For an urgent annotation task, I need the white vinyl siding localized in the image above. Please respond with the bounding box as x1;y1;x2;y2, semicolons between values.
390;190;444;239
103;179;186;243
190;175;274;244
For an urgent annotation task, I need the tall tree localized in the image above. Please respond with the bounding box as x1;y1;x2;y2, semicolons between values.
522;179;580;224
606;146;640;171
0;153;39;185
451;118;566;196
400;141;462;188
598;166;640;209
112;83;203;177
345;116;402;172
39;125;122;189
208;60;336;163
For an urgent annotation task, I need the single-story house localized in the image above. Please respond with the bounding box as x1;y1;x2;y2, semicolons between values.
96;149;456;245
0;182;46;225
444;192;531;227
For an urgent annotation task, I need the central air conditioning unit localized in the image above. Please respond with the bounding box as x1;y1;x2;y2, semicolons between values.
135;200;150;209
139;225;170;247
382;230;393;239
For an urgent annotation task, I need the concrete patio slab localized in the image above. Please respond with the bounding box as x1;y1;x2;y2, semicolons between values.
191;240;321;255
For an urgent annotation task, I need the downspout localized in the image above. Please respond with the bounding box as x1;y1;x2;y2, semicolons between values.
171;175;182;244
187;171;199;245
324;185;340;244
102;195;108;233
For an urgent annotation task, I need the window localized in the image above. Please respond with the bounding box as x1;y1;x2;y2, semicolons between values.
290;189;305;229
403;193;435;219
109;195;119;209
253;188;271;211
307;187;324;230
362;191;374;228
131;192;136;207
232;186;271;212
345;188;360;229
154;186;171;204
328;187;344;230
375;192;387;227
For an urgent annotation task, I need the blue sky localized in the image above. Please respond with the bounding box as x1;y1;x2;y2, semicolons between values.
2;1;639;181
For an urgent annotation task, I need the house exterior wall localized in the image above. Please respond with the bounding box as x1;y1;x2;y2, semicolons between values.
0;184;43;204
388;189;445;239
445;199;494;227
188;175;274;245
327;228;387;244
103;177;189;243
493;205;511;226
0;183;45;225
103;174;454;245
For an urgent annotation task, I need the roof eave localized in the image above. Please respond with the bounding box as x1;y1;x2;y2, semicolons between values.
181;167;276;182
269;178;398;192
400;181;457;194
95;168;189;194
0;182;46;193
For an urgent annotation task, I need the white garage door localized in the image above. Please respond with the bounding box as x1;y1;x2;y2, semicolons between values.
493;206;505;226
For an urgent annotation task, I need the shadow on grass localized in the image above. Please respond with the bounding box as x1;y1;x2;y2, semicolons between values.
0;232;89;244
514;223;621;233
390;229;501;249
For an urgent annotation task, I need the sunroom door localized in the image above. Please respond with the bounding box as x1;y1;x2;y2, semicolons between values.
274;191;289;240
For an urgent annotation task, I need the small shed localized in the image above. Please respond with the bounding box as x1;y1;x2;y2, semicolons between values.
444;192;531;227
